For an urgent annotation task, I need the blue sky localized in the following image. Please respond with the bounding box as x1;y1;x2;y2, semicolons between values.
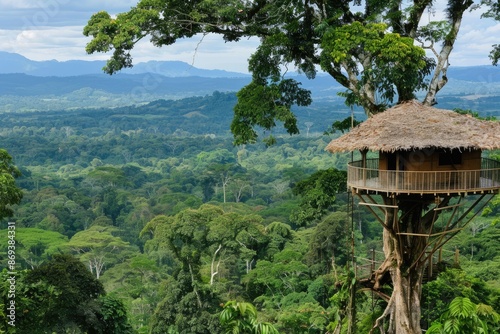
0;0;498;73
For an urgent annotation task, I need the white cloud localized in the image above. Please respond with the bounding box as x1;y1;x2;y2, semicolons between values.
0;26;258;73
449;10;500;66
0;0;44;9
64;0;137;11
0;0;256;72
0;0;135;31
0;1;499;73
128;34;258;72
1;26;92;61
0;0;135;11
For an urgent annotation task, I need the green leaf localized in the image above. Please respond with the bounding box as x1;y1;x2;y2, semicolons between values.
449;297;475;319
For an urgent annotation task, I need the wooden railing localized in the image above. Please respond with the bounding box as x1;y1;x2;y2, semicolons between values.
355;249;385;279
355;248;460;283
348;158;500;194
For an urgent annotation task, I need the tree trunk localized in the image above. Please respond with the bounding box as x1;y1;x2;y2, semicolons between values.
423;0;473;106
380;229;425;333
371;195;439;334
210;244;222;285
221;174;230;203
89;256;105;279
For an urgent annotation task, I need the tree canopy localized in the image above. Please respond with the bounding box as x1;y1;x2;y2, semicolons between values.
10;254;133;334
0;102;499;332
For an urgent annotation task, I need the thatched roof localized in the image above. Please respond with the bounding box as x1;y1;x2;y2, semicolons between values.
325;100;500;153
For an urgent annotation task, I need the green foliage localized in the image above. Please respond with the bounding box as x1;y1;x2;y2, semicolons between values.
9;254;132;333
143;205;285;333
8;228;68;268
0;149;23;219
0;117;373;332
22;255;104;331
427;297;500;334
418;21;451;45
220;301;257;333
291;168;347;225
322;21;433;105
231;79;312;146
305;212;351;275
63;225;136;278
324;116;362;135
454;108;497;121
100;254;163;330
275;301;329;333
484;195;500;226
83;0;484;141
220;301;279;334
99;294;134;334
1;89;499;333
326;269;356;333
422;268;500;329
88;166;131;188
149;274;222;334
243;247;310;304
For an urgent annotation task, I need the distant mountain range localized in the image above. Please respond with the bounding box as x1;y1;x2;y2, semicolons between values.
0;73;251;96
1;51;500;116
3;51;500;82
0;51;249;78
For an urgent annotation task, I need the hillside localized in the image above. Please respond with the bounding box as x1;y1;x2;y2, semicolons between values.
1;52;500;117
0;92;352;138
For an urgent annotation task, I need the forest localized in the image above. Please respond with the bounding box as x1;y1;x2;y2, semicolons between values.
3;0;500;331
0;91;499;333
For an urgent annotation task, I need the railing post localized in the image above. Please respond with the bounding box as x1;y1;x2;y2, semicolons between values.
363;167;367;187
362;150;367;187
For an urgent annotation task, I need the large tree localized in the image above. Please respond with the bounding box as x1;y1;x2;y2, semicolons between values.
84;1;500;332
12;254;133;334
141;205;268;333
83;0;499;143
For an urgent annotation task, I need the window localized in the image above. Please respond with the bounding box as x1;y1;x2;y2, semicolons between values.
438;149;462;166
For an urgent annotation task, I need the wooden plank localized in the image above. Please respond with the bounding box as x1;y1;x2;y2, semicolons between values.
433;203;464;211
397;228;463;237
359;202;398;209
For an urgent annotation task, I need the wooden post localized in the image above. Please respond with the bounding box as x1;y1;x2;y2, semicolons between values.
361;149;367;187
396;153;400;190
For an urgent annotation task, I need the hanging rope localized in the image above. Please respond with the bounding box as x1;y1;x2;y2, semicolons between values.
347;105;357;334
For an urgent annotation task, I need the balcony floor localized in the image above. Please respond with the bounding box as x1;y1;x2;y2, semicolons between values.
349;177;500;195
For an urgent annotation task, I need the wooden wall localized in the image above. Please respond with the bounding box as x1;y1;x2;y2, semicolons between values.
379;149;481;172
377;149;483;191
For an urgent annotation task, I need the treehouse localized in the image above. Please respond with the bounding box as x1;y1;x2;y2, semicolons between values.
326;100;500;196
325;100;500;334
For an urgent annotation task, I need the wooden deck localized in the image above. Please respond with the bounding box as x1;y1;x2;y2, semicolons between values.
348;158;500;195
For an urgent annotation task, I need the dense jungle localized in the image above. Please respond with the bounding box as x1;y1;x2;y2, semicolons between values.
0;91;499;333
